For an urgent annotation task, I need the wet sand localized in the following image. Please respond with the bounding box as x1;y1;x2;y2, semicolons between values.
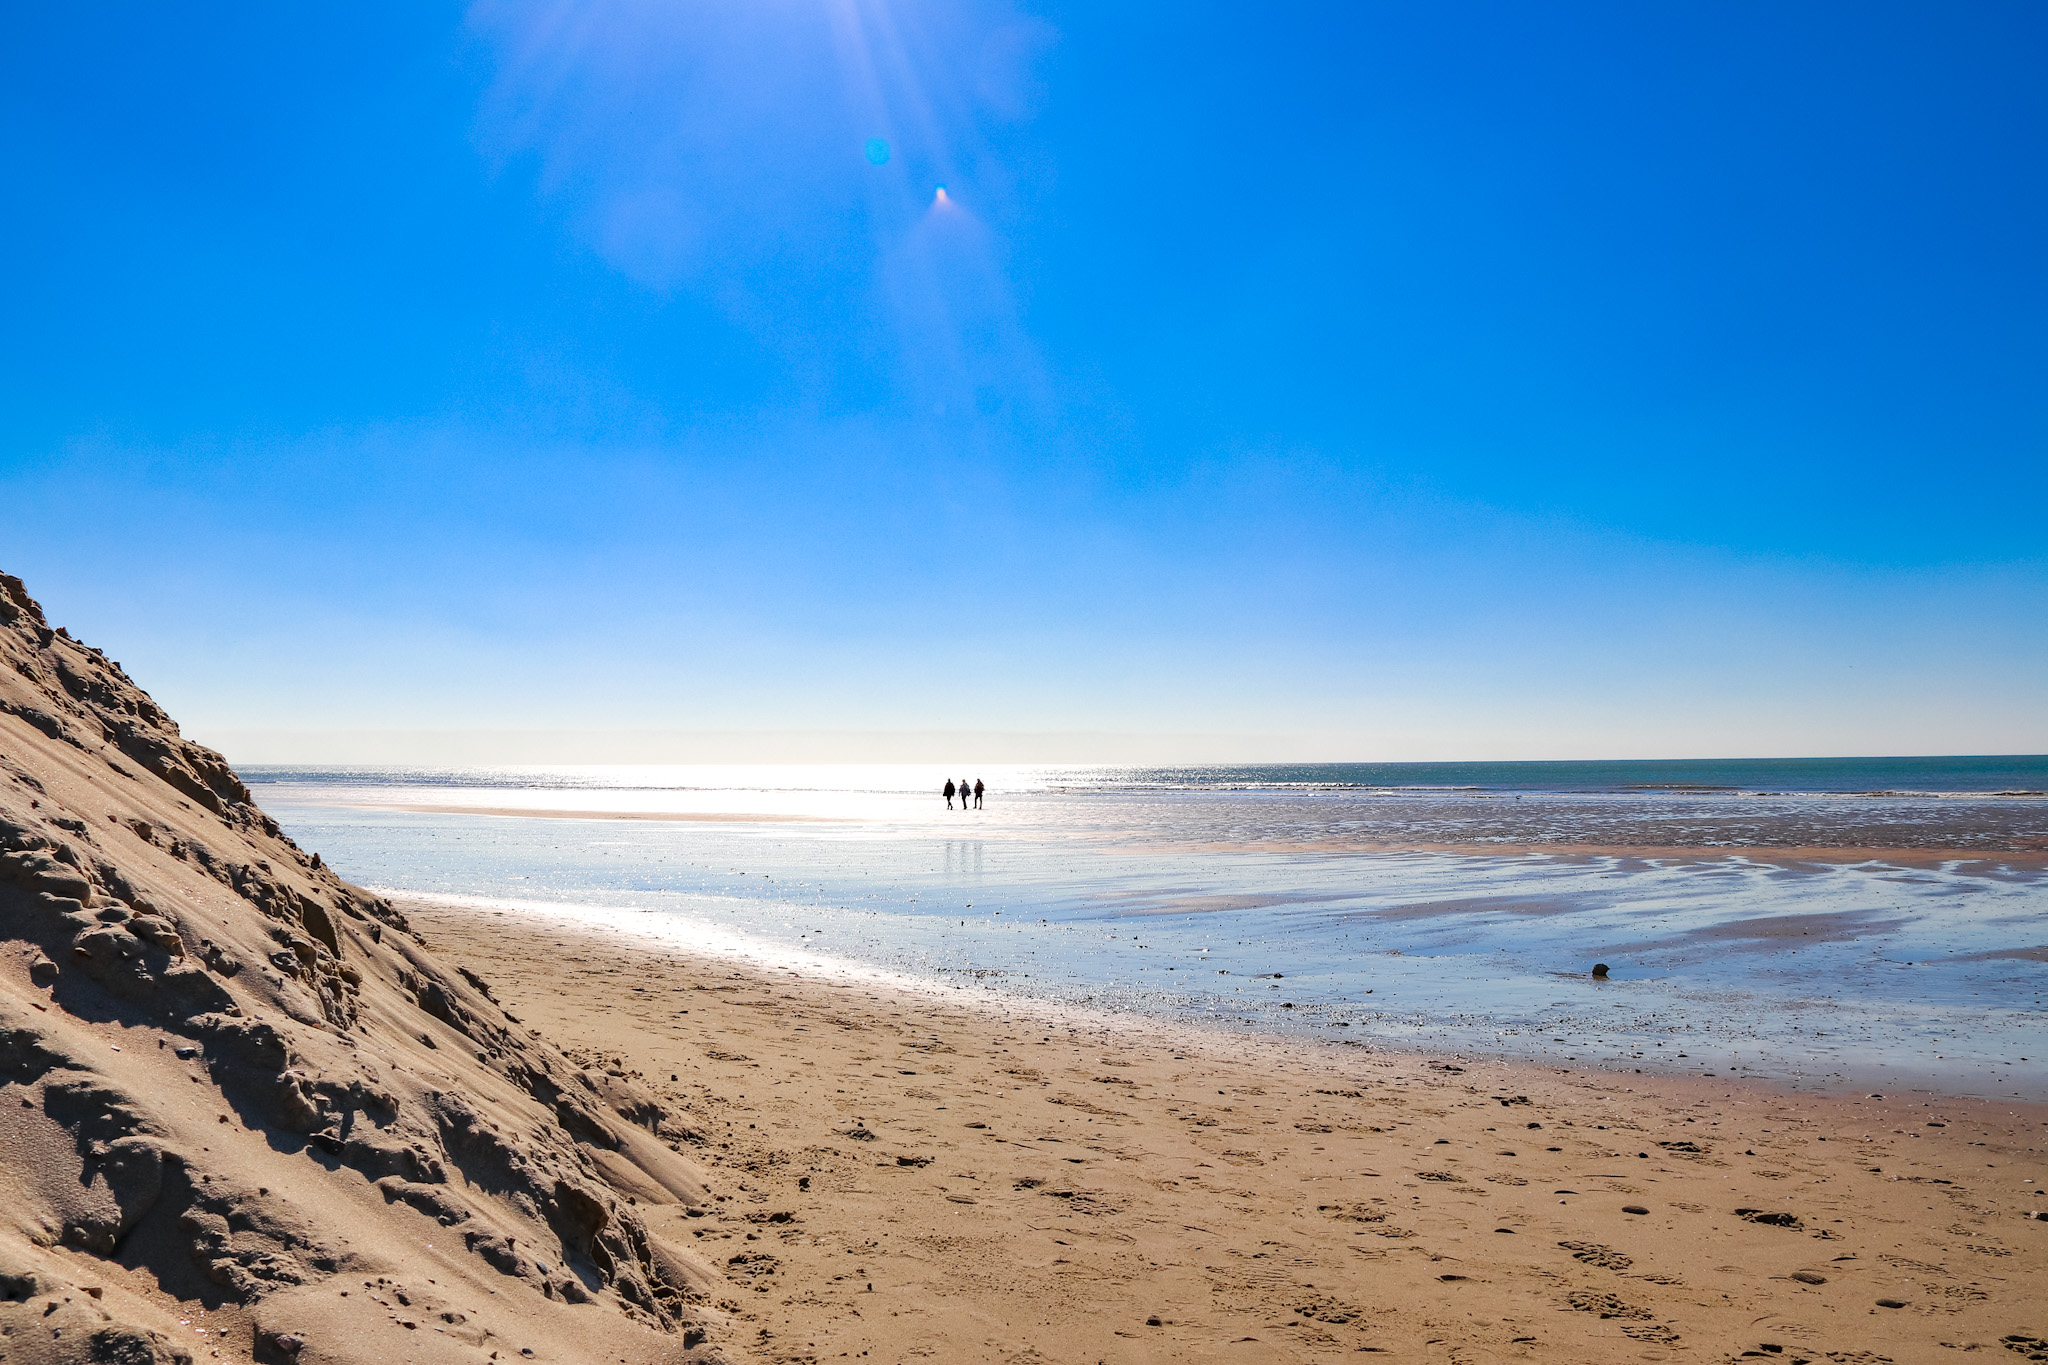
1173;842;2048;869
409;895;2048;1365
327;796;2048;867
363;804;841;823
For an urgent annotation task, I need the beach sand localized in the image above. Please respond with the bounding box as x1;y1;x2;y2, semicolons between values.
6;563;2044;1365
409;895;2048;1365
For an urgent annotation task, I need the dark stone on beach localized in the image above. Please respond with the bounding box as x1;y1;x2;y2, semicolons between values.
1622;1205;1648;1215
1875;1298;1906;1309
1146;1316;1162;1326
1591;963;1610;977
1791;1271;1826;1284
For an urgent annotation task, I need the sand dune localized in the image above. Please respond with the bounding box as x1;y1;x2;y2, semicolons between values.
0;573;739;1364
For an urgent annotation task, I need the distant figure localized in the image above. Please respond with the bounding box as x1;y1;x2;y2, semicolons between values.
959;777;972;812
943;778;956;809
973;778;985;809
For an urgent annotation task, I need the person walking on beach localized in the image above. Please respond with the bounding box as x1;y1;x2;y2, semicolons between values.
958;778;971;812
943;778;956;810
973;778;984;809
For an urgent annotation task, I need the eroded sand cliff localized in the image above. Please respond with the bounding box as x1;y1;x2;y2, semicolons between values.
0;571;737;1364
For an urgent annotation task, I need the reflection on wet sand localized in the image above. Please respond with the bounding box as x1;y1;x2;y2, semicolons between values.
259;777;2048;1101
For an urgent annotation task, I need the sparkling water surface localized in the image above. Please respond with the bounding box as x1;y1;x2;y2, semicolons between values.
246;762;2048;1101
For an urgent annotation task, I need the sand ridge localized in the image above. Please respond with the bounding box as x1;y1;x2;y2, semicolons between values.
413;897;2048;1365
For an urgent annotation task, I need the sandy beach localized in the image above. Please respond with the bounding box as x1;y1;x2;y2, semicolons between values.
13;3;2048;1360
260;768;2048;1100
408;894;2048;1365
5;572;2045;1365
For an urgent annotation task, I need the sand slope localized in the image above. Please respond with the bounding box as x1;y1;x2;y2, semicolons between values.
413;900;2048;1365
0;573;741;1365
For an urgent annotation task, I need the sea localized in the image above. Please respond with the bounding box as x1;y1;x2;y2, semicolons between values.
244;757;2048;1101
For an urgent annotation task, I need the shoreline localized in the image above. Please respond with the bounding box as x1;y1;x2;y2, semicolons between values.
386;888;2047;1104
307;793;2048;866
404;894;2048;1363
355;802;845;822
392;892;2041;1108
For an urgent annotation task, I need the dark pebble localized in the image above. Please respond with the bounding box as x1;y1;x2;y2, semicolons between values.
1622;1205;1649;1215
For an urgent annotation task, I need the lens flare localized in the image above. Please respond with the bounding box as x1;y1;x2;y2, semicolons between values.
933;185;950;205
864;137;890;165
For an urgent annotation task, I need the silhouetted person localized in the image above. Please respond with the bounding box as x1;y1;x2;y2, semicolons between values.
973;778;985;809
942;778;955;809
958;778;971;812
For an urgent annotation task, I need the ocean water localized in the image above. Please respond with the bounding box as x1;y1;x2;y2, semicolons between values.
246;761;2048;1101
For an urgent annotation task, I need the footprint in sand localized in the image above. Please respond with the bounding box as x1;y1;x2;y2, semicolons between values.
1563;1288;1650;1319
1558;1240;1634;1271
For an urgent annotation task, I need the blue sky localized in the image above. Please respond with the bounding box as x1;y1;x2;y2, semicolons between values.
3;1;2043;762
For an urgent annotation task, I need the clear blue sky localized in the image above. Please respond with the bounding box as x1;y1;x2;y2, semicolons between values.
3;1;2043;762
